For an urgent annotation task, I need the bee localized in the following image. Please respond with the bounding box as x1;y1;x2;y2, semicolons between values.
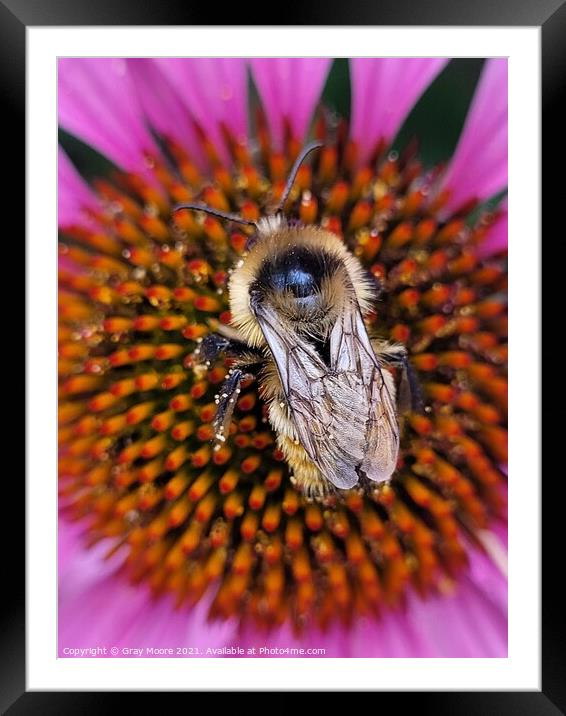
174;142;420;501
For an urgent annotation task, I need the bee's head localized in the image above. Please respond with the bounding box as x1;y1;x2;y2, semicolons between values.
229;222;376;347
172;141;376;347
249;232;346;326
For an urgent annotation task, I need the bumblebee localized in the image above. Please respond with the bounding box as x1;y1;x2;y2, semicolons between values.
175;143;420;501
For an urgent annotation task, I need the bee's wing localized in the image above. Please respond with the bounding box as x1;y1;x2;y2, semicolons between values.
252;293;399;489
329;298;399;484
253;302;363;488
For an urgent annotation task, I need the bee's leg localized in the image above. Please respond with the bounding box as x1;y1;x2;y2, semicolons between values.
191;332;263;368
373;341;423;413
212;367;257;445
191;333;230;367
190;333;265;443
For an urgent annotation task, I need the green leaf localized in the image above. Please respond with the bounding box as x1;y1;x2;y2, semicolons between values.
59;128;119;182
465;188;508;226
320;58;351;122
392;58;485;168
246;65;262;146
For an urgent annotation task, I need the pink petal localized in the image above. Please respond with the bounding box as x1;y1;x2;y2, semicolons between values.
154;59;248;164
250;59;332;152
350;59;448;166
58;519;237;657
58;147;99;230
59;515;506;658
58;58;159;175
477;198;508;258
237;541;507;657
126;59;207;170
440;59;508;212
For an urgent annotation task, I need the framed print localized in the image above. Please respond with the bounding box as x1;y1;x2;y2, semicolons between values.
9;0;557;708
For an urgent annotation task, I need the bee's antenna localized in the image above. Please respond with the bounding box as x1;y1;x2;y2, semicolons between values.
173;203;258;229
274;140;324;214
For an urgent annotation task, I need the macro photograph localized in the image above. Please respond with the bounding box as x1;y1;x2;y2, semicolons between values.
1;0;554;702
56;56;509;660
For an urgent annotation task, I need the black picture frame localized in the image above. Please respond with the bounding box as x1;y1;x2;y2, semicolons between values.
9;0;557;709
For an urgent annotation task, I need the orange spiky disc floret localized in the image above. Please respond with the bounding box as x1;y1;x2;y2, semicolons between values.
59;130;507;631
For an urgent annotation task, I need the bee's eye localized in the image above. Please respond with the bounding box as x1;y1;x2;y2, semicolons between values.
254;247;337;310
266;248;323;299
271;266;318;298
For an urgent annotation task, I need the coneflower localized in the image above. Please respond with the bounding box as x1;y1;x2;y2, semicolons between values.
59;58;507;657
